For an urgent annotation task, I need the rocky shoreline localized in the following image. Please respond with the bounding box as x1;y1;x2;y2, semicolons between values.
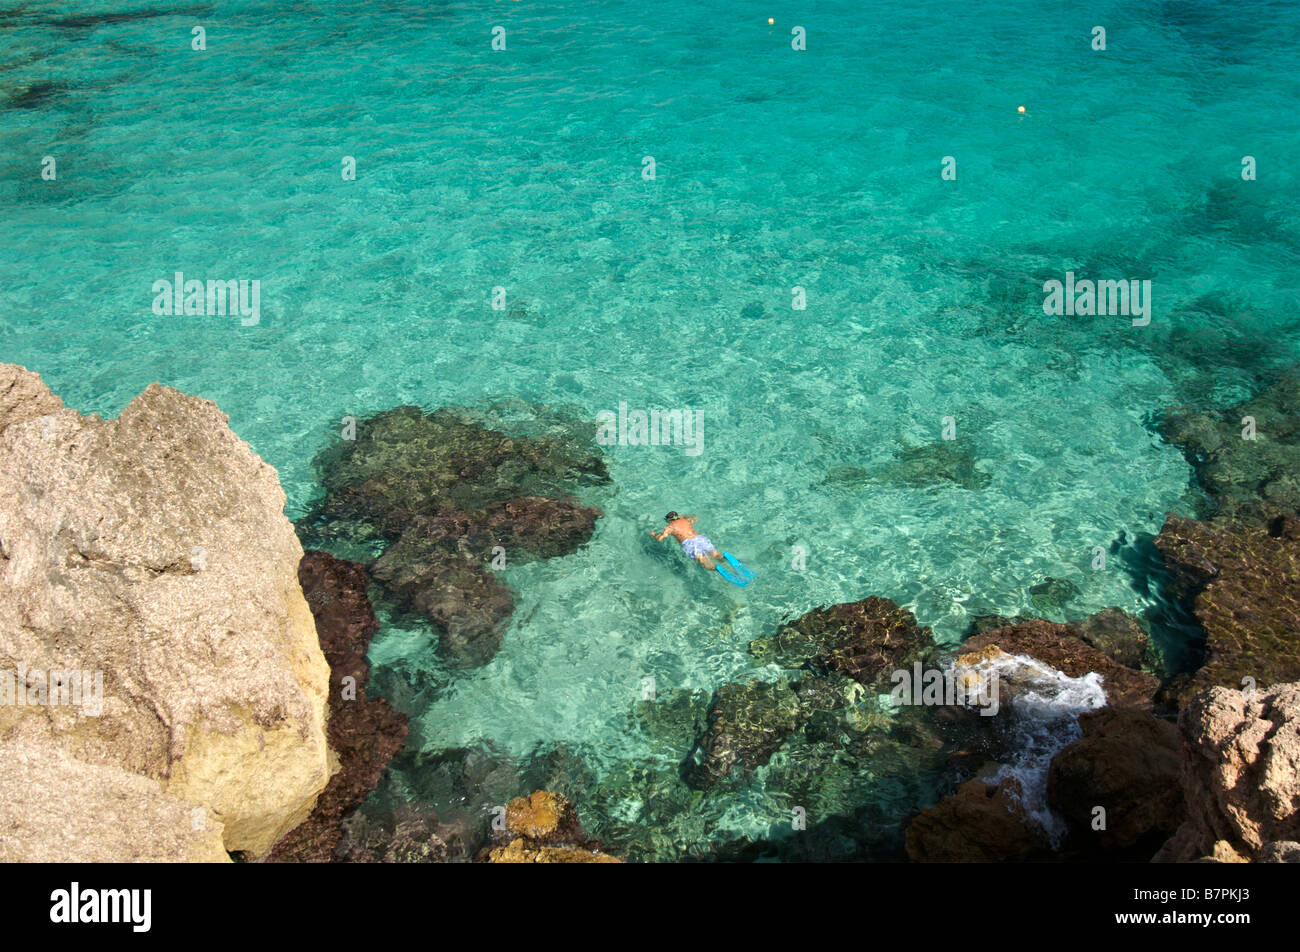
3;361;1297;862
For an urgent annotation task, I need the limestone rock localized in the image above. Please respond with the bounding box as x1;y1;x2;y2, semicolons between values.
0;364;332;857
0;738;229;862
1154;681;1300;862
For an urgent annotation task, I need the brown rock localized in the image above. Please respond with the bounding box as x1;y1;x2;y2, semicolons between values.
487;838;622;864
751;596;933;688
961;619;1158;710
480;789;621;863
266;552;409;862
1154;514;1300;703
1046;708;1183;852
905;776;1053;862
504;790;582;843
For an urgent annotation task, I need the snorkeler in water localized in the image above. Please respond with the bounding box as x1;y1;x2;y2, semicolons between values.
649;512;755;586
650;512;723;570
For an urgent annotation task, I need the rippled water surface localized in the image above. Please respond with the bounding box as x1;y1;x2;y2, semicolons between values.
4;0;1299;858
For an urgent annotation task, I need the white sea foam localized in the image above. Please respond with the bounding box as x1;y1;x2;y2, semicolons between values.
952;652;1108;846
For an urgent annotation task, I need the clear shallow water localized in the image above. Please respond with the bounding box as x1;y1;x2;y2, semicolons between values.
4;0;1299;858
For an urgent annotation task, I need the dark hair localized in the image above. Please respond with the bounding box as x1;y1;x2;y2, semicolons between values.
665;511;679;522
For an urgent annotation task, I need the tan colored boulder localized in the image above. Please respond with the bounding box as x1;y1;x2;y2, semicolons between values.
1154;681;1300;862
0;738;229;862
0;364;333;857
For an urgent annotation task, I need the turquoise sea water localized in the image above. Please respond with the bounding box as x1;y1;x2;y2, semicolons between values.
4;0;1299;858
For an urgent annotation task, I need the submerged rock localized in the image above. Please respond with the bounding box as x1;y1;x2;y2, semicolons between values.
825;442;991;492
1155;681;1300;863
310;405;607;535
302;405;606;667
0;364;332;858
1027;576;1080;617
267;552;409;862
339;804;453;863
749;596;933;689
632;687;711;757
682;678;805;790
1154;513;1300;703
1159;372;1300;525
370;538;514;668
1072;607;1155;671
683;669;881;791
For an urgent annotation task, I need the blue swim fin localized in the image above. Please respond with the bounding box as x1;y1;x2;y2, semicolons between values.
717;552;755;587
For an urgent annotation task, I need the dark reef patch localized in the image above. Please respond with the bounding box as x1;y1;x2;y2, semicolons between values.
49;7;213;28
4;81;67;109
298;403;607;667
266;551;409;863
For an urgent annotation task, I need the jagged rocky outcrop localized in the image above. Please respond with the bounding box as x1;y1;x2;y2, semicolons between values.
1154;513;1300;703
1155;681;1300;863
967;607;1155;672
959;618;1159;710
0;364;332;858
481;790;621;863
267;551;409;862
905;613;1164;862
301;405;606;667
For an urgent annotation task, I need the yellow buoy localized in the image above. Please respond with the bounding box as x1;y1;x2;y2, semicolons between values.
768;18;775;25
1017;105;1026;114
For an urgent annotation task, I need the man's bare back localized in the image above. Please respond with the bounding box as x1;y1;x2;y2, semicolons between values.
650;511;724;571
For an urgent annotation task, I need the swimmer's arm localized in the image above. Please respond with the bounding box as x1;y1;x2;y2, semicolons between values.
649;527;669;541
